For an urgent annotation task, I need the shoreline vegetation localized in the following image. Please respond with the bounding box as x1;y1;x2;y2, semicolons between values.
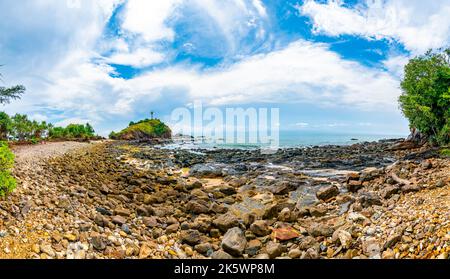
0;48;448;259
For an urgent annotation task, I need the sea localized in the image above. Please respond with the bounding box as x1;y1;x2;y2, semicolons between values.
159;130;406;150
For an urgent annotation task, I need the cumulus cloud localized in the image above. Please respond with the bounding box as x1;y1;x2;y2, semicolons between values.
298;0;450;53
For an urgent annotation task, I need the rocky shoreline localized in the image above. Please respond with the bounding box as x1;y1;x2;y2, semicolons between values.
0;140;449;259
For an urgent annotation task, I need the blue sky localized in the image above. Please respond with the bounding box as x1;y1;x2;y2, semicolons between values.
1;0;450;136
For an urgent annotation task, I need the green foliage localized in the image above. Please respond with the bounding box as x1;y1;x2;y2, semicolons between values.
399;48;450;145
0;112;12;140
440;148;450;157
0;85;25;105
112;118;171;139
49;123;96;139
0;141;16;197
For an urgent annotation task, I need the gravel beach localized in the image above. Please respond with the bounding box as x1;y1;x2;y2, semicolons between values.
0;140;448;259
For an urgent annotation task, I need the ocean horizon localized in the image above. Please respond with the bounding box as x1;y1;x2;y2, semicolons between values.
163;130;407;150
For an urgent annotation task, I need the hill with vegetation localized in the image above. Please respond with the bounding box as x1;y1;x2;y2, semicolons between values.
109;118;171;141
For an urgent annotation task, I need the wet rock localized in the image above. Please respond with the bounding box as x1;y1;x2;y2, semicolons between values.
166;223;179;234
221;227;247;257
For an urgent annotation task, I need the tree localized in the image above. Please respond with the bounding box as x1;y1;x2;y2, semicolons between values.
150;111;155;120
0;112;12;140
399;48;450;145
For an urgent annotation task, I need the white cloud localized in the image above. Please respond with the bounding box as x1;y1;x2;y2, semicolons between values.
120;0;181;42
299;0;450;53
113;40;401;112
105;48;165;68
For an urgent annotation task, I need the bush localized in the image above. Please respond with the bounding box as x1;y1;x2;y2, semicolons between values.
399;48;450;146
0;141;16;197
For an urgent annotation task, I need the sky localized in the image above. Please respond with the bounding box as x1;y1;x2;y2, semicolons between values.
1;0;450;137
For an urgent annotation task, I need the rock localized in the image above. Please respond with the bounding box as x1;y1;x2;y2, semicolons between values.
211;250;234;259
316;185;339;201
181;230;201;246
362;238;381;259
383;233;402;250
309;206;327;217
245;239;262;256
194;243;212;255
40;244;55;257
249;220;271;236
31;244;40;254
254;253;270;259
288;248;302;259
114;208;131;217
265;241;283;259
380;185;400;199
221;227;247;257
143;216;158;228
186;201;210;214
278;207;291;222
306;223;334;237
63;233;78;242
347;180;363;192
332;230;352;249
111;215;126;225
402;184;421;193
219;185;237;195
139;243;153;259
166;223;179;234
213;213;240;232
358;192;382;208
91;236;107;251
272;227;301;241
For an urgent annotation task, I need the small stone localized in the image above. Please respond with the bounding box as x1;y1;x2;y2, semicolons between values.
254;253;270;259
245;239;262;256
213;213;240;232
265;241;283;259
111;215;126;225
250;220;271;236
139;243;152;259
221;227;247;257
40;244;55;257
166;223;179;234
143;216;158;228
181;230;201;246
63;233;77;242
278;208;291;222
288;248;302;259
194;243;212;255
211;250;233;259
91;236;107;251
31;244;41;254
